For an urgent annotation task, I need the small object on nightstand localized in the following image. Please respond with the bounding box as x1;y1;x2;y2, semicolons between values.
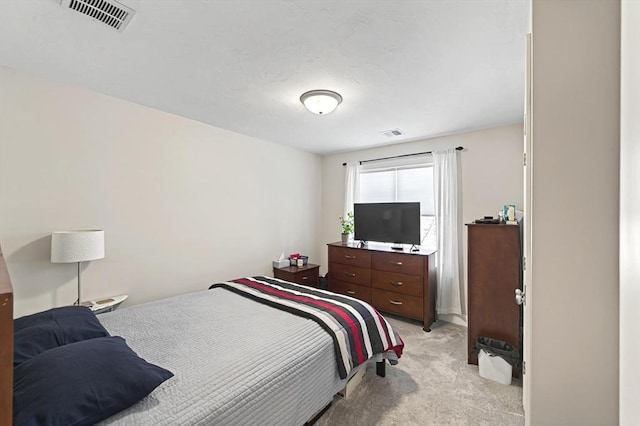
273;259;289;268
85;294;128;314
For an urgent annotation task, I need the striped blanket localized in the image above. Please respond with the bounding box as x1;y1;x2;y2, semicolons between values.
209;276;404;379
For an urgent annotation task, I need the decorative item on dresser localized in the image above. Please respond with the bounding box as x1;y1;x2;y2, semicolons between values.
339;211;354;244
327;242;437;331
273;263;320;288
466;223;522;376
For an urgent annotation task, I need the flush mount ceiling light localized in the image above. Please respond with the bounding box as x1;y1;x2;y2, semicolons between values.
300;90;343;115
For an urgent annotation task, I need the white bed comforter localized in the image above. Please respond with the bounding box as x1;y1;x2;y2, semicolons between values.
97;288;346;426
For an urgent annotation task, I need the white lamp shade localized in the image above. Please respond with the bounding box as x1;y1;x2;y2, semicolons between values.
51;230;105;263
300;90;342;115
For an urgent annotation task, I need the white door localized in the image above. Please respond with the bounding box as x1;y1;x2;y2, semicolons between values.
521;33;533;423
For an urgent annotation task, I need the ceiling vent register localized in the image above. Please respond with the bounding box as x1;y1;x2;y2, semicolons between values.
380;129;405;138
60;0;135;32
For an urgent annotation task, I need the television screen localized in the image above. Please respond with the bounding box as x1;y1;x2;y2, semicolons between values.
354;202;421;245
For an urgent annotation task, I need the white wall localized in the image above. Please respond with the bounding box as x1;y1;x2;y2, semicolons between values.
0;66;322;317
320;124;523;322
620;0;639;423
530;0;620;424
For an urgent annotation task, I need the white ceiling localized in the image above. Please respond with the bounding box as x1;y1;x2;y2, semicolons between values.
0;0;530;154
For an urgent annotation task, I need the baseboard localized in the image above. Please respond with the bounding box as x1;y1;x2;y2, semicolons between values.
438;313;467;327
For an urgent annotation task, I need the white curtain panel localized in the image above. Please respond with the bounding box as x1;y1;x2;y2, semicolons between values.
344;162;360;219
433;148;463;315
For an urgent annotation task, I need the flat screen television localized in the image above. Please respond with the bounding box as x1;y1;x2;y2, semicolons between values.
354;202;421;246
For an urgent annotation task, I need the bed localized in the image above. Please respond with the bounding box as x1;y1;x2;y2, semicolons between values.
1;250;403;425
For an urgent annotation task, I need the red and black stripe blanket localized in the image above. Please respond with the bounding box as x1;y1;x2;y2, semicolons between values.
209;276;404;379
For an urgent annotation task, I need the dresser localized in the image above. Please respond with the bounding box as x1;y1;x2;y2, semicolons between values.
327;242;437;331
466;224;522;370
273;264;320;288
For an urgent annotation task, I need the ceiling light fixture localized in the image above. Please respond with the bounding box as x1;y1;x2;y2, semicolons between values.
300;90;343;115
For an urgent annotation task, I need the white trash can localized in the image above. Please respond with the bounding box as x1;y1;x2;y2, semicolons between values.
478;349;512;385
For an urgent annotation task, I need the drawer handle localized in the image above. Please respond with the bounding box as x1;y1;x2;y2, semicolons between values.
344;272;356;277
347;291;356;295
391;281;403;286
390;261;403;266
389;300;403;306
344;255;356;259
302;276;308;280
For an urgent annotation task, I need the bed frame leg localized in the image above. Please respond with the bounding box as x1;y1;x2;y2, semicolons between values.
376;360;386;377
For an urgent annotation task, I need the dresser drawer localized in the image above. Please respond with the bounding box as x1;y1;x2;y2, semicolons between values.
371;271;423;297
372;289;422;320
329;263;371;286
372;252;424;276
330;280;372;304
329;246;371;268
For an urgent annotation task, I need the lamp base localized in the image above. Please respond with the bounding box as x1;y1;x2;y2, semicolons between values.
83;295;128;314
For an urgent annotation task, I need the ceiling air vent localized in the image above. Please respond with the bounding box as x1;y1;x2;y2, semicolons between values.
380;128;405;138
61;0;136;32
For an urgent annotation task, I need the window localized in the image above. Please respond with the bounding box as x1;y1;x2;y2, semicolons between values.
358;161;437;248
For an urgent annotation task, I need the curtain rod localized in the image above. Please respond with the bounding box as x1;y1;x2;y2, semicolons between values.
342;146;464;166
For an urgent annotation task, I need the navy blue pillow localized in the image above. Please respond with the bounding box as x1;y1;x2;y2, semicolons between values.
14;306;95;331
14;336;174;426
14;306;110;366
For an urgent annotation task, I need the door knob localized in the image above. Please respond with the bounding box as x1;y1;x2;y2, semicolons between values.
515;288;526;306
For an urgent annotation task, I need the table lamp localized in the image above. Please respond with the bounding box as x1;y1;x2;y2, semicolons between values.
51;230;105;305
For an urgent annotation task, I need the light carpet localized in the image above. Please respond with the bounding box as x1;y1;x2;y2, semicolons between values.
315;317;524;426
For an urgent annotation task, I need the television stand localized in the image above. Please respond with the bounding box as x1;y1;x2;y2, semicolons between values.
327;242;437;332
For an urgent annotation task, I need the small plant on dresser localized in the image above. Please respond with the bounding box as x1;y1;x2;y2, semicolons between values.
339;211;354;244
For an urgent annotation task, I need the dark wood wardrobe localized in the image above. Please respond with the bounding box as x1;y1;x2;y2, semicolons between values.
466;223;522;369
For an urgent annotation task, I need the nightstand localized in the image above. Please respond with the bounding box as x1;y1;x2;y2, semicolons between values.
83;294;128;314
273;264;320;288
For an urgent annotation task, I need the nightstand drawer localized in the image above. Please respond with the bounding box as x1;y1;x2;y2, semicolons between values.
293;268;319;287
372;289;422;320
372;271;423;297
330;280;372;304
372;252;424;275
273;264;320;288
329;263;371;286
329;246;371;268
